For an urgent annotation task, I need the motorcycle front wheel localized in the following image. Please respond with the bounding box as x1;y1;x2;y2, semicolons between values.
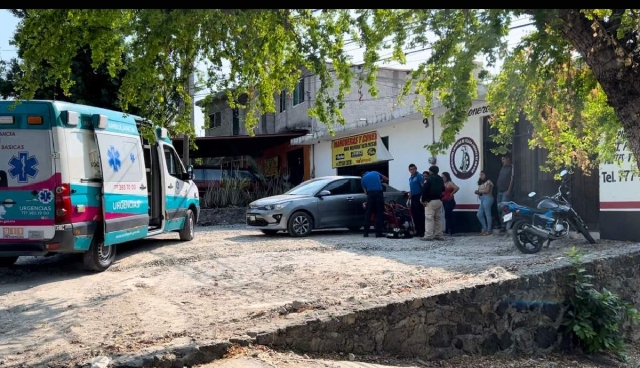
569;217;596;244
512;220;545;254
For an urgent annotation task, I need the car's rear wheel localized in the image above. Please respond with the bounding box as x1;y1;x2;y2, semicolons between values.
287;211;313;237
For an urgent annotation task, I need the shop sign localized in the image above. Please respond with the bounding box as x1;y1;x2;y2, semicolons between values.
331;131;378;168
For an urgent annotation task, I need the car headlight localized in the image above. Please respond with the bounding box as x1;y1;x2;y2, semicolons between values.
266;201;291;211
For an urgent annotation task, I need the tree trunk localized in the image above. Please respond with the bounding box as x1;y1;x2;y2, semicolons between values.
549;9;640;169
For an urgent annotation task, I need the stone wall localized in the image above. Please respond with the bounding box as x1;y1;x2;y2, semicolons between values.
255;252;640;360
197;207;246;226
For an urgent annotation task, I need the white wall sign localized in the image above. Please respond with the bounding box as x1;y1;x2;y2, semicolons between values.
599;129;640;211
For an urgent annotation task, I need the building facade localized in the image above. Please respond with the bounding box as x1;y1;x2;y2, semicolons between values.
293;98;602;235
200;64;418;186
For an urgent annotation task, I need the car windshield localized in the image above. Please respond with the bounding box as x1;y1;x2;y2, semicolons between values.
285;178;334;196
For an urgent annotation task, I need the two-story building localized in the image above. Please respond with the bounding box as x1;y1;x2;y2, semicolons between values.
199;64;409;186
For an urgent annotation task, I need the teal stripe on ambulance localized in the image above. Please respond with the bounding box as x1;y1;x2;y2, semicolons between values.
70;184;102;207
104;193;149;216
164;218;185;231
73;235;93;251
0;101;53;130
166;195;189;211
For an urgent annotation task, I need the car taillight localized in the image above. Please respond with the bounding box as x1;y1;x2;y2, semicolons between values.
55;183;73;224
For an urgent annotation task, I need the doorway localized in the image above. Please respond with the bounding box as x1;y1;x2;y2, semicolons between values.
287;148;305;186
482;115;509;229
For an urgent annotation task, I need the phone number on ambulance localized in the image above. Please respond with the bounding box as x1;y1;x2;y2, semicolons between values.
113;184;138;191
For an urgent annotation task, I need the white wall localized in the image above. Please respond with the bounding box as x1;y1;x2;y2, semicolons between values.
599;129;640;211
312;101;489;210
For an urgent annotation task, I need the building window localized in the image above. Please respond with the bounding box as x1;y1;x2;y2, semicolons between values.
279;90;286;113
293;78;305;106
209;111;222;128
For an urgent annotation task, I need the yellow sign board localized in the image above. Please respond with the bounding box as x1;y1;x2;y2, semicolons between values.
264;156;279;177
331;131;379;169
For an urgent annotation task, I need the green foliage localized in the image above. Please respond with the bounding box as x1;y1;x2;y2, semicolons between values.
8;9;640;167
486;23;620;172
0;47;141;115
563;247;640;361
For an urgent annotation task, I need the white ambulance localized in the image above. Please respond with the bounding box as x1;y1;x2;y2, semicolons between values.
0;100;200;271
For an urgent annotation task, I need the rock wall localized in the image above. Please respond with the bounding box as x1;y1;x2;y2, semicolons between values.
197;207;246;226
255;252;640;360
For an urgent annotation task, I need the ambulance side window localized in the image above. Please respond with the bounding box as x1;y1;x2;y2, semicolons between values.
163;145;185;178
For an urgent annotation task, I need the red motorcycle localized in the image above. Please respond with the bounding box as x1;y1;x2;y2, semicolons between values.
363;192;414;238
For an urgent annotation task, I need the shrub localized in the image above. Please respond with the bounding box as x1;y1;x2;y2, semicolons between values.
562;246;640;361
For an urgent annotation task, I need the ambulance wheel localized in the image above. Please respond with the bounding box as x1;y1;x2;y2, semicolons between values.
179;209;195;241
0;256;18;268
83;234;116;272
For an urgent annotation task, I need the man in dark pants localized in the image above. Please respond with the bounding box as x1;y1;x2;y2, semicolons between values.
361;170;389;238
408;164;425;237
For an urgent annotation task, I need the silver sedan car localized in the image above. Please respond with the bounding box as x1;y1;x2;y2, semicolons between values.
246;175;406;237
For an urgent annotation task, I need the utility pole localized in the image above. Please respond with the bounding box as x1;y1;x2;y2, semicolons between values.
182;71;195;166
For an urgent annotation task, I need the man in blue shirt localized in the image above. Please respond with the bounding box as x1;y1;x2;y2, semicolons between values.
361;170;389;237
408;164;425;237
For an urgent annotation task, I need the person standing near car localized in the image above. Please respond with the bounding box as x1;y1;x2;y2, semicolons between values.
421;165;445;241
496;154;514;234
408;164;425;237
361;170;389;238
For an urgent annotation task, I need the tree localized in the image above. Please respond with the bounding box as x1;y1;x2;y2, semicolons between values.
0;48;141;115
1;10;142;117
8;9;640;170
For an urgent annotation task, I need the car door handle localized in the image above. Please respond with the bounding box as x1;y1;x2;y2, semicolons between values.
346;197;354;201
140;184;146;190
168;184;174;189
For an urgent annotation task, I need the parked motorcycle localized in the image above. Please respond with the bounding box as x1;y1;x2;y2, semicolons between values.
498;169;596;254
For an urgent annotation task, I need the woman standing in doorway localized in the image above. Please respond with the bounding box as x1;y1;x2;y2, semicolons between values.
475;171;494;236
441;172;459;236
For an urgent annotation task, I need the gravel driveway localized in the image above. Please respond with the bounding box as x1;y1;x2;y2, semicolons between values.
0;225;637;367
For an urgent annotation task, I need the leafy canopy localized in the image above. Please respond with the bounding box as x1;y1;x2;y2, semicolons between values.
9;9;639;170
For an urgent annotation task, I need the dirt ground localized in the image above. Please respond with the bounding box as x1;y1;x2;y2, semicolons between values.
1;225;638;368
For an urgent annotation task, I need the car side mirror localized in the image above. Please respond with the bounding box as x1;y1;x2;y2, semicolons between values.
183;165;194;181
318;190;331;197
528;192;537;198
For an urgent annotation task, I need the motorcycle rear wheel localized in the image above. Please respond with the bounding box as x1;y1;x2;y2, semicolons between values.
512;220;545;254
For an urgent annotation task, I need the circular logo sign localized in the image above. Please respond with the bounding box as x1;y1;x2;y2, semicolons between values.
449;137;480;180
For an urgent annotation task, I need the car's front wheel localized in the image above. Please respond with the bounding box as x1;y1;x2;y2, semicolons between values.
287;211;313;237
